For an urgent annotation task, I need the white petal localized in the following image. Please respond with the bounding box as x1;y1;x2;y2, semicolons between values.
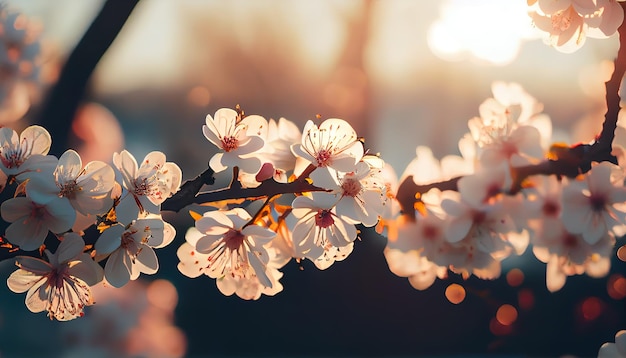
196;235;223;253
113;150;138;189
136;246;159;274
242;224;276;239
1;197;33;223
104;250;131;288
446;216;473;243
56;149;82;182
8;268;47;293
546;256;566;292
21;125;52;156
55;233;85;263
95;225;124;255
152;220;176;249
69;253;103;285
5;216;49;251
209;153;227;173
25;281;48;313
248;251;272;288
44;197;76;234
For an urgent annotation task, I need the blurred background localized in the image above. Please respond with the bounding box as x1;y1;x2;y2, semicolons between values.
0;0;624;357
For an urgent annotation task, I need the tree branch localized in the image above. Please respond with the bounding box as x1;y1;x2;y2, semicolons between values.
162;177;329;213
33;0;140;156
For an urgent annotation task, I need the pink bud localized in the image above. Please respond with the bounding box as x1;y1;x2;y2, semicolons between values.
255;162;275;182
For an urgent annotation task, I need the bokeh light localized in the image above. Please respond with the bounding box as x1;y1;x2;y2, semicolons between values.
618;244;626;262
607;274;626;300
496;304;518;326
445;283;466;304
518;289;535;311
580;297;603;321
490;317;513;336
187;85;211;107
506;268;524;287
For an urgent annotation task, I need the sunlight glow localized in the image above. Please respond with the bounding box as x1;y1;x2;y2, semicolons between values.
427;0;541;66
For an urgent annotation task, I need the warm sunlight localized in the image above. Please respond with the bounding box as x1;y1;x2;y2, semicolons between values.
427;0;541;65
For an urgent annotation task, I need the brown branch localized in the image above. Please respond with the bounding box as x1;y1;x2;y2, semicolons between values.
33;0;140;155
161;164;328;213
396;4;626;219
160;166;215;212
396;176;459;220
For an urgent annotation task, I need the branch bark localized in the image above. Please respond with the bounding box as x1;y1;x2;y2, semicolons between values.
33;0;140;156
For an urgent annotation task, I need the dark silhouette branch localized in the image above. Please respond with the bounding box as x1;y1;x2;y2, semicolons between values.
162;176;329;213
34;0;140;156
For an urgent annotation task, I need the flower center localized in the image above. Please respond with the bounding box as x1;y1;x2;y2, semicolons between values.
500;140;518;159
315;209;335;228
59;180;79;199
562;233;578;248
47;265;69;289
133;177;158;197
589;194;606;212
221;136;239;152
341;176;362;197
223;229;245;251
422;224;440;240
542;200;560;217
30;203;47;219
472;210;487;224
552;7;573;32
121;230;142;260
315;149;332;167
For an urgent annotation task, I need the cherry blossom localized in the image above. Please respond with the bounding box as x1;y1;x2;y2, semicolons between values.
26;149;115;216
291;193;358;259
95;216;174;288
529;0;625;52
0;125;56;181
188;208;276;286
1;196;75;251
311;242;355;270
259;117;302;181
535;223;614;291
310;162;384;227
387;209;448;266
291;118;364;172
113;150;182;223
214;247;284;300
384;248;447;290
7;233;103;321
561;162;626;244
203;108;266;174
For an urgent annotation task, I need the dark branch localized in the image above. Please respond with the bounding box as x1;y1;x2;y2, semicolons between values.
161;167;215;212
33;0;140;156
163;177;329;213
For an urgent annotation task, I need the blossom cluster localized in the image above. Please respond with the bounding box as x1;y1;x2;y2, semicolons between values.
1;125;181;320
385;81;625;292
528;0;625;53
177;108;388;299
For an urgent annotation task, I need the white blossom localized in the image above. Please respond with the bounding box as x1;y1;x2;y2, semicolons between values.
7;233;103;321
